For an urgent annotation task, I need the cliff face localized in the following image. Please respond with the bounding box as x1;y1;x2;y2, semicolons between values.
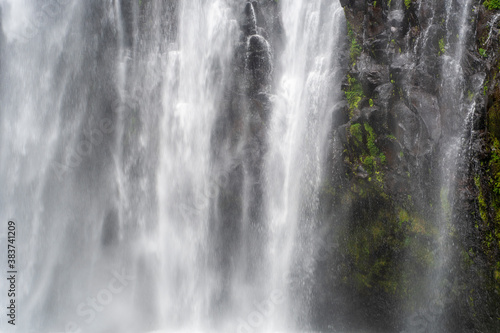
311;0;500;331
203;0;498;330
209;0;283;321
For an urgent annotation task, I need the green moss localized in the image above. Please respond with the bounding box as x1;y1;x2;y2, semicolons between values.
350;123;363;143
484;0;500;10
488;90;500;139
364;123;379;156
351;39;362;63
478;187;488;222
479;48;487;57
398;209;409;226
363;155;375;172
438;38;445;56
404;0;411;9
340;204;437;308
467;90;475;102
345;121;387;188
345;75;363;117
347;21;362;63
475;120;500;299
369;98;374;107
490;138;500;195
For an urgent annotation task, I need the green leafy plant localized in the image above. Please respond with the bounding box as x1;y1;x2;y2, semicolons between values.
349;123;363;143
438;38;445;55
347;21;362;64
364;123;379;157
490;138;500;195
345;75;363;117
484;0;500;10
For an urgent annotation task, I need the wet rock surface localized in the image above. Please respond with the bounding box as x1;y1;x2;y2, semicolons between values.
312;1;500;332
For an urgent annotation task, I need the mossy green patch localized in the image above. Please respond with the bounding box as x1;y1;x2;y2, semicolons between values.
364;123;379;156
345;75;363;118
484;0;500;10
350;123;363;143
347;20;362;63
438;38;446;56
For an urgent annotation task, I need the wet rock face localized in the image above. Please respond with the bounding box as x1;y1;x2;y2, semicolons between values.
242;2;258;36
393;101;425;155
358;54;390;91
408;89;441;142
209;1;282;318
246;35;272;94
313;1;500;332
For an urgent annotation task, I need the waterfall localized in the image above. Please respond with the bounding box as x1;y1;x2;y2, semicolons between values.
264;1;344;329
0;0;343;331
1;0;498;332
398;0;486;331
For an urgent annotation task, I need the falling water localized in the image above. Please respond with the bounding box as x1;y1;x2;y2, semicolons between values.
401;0;481;331
0;0;345;332
0;0;495;332
264;1;344;330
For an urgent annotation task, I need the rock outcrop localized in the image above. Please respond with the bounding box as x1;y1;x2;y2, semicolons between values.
312;1;500;332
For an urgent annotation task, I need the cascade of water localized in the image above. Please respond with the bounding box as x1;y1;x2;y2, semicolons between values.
264;0;344;330
0;1;130;331
484;13;500;46
401;0;478;331
0;0;347;331
0;0;238;331
155;1;239;330
3;0;488;332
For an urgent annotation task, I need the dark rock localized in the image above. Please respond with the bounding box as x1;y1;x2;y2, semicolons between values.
358;54;390;92
388;10;405;27
364;31;389;62
362;106;388;132
389;53;413;80
392;101;429;156
332;100;350;126
242;2;257;36
374;82;393;109
251;1;267;31
249;92;272;123
412;58;440;92
470;72;487;93
408;89;441;142
337;123;350;146
246;35;272;94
